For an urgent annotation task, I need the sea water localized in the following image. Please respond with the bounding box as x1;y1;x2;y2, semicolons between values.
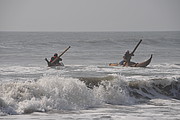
0;31;180;120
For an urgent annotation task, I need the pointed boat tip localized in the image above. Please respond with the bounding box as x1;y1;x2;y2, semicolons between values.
148;54;153;63
149;54;153;60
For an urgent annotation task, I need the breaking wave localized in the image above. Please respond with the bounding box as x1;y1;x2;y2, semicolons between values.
0;73;180;115
0;75;100;115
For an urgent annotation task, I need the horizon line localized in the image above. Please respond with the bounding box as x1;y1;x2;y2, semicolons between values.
0;30;180;33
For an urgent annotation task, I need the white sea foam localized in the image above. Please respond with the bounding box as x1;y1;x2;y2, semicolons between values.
0;75;102;114
94;76;134;105
0;74;140;115
0;66;43;75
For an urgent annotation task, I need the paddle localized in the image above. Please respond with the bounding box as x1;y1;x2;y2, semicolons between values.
51;46;71;64
130;39;142;55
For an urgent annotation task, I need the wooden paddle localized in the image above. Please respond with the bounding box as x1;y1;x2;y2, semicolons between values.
51;46;71;64
131;39;142;55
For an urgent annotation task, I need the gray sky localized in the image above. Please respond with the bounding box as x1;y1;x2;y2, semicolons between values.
0;0;180;31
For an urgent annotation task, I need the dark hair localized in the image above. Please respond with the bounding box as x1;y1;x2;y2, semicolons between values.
54;53;58;57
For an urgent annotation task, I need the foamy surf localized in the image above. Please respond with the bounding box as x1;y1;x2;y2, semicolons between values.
0;74;135;115
1;72;179;116
0;75;101;115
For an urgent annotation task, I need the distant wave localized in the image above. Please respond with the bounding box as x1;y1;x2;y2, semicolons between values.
79;75;180;101
128;77;180;100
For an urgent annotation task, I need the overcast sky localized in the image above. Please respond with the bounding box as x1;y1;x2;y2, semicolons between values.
0;0;180;31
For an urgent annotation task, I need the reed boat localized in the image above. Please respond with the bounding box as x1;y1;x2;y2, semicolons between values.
109;54;152;67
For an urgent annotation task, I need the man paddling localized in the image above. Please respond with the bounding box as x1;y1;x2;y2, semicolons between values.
120;39;142;66
45;46;71;67
50;53;62;66
120;50;134;66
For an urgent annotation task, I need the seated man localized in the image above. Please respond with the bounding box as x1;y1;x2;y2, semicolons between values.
50;53;62;66
119;50;134;65
45;53;63;66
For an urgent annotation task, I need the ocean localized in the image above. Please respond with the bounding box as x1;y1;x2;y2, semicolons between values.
0;31;180;120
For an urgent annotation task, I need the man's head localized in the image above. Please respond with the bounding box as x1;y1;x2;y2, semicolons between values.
54;53;58;57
